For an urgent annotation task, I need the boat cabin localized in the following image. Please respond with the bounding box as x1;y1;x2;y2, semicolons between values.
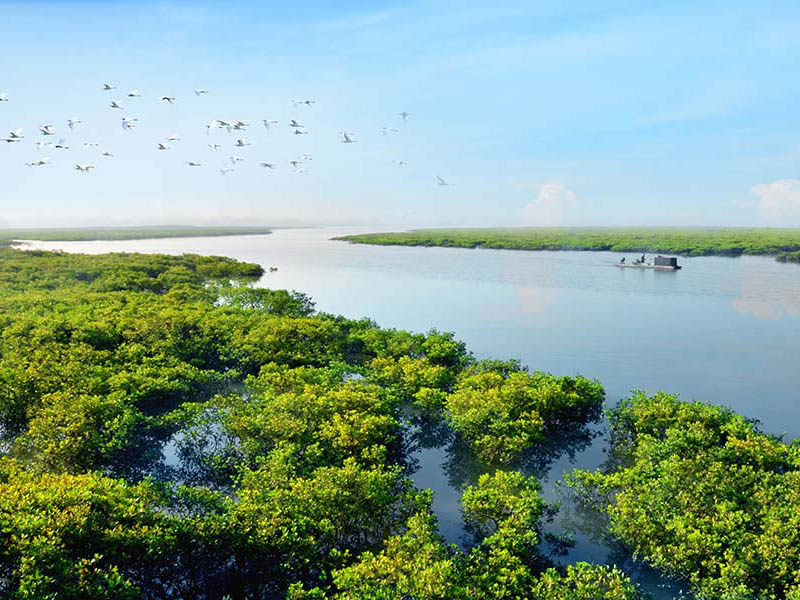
654;256;679;268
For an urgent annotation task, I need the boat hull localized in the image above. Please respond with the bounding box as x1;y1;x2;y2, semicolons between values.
615;263;681;270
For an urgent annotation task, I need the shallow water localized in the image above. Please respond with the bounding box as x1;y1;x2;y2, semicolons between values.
24;227;800;598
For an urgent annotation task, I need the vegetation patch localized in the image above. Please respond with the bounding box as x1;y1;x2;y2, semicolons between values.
0;225;273;243
568;391;800;600
335;227;800;261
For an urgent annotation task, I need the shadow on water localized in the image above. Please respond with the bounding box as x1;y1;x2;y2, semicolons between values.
406;413;696;600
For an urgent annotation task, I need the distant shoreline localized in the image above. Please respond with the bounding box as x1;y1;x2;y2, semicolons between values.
0;226;273;244
333;227;800;263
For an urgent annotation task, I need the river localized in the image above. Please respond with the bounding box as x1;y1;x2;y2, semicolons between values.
23;227;800;598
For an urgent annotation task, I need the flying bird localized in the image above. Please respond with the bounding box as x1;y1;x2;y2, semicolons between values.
229;156;245;164
293;99;315;107
157;143;170;150
39;125;55;136
102;83;116;91
102;150;114;157
67;118;81;130
235;138;249;147
128;89;142;97
166;133;181;142
289;160;302;169
294;129;308;135
36;141;54;150
74;164;94;172
341;132;357;143
195;89;209;96
219;167;234;175
289;119;304;128
161;96;176;104
110;101;123;110
8;128;24;139
262;119;278;129
121;117;137;130
260;162;276;169
381;127;399;136
393;160;408;167
437;176;451;186
54;138;69;150
208;143;222;150
83;142;99;148
0;93;8;102
25;157;51;167
398;111;410;121
185;161;202;167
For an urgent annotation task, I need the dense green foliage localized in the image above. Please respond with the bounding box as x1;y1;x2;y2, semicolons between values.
335;227;800;261
569;391;800;600
446;368;604;464
0;247;634;598
0;225;272;243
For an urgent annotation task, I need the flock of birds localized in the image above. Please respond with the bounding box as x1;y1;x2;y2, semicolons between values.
0;86;454;185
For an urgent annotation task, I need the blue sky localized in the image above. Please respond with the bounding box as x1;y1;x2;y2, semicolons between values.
1;0;799;227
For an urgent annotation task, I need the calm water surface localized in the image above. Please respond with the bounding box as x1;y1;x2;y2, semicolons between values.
25;227;800;598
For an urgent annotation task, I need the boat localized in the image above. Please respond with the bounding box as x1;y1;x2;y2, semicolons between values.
616;255;681;270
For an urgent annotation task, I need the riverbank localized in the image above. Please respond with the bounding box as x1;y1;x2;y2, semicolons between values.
0;225;273;244
334;227;800;262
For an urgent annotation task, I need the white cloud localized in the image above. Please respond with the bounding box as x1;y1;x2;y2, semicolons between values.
522;183;577;226
751;179;800;223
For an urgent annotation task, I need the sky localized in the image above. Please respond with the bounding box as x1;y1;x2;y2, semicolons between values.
1;0;800;228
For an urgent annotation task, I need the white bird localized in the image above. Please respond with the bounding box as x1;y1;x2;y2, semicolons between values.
393;160;408;167
102;150;114;157
0;93;8;102
185;161;202;167
437;175;451;186
381;127;399;136
161;96;176;104
67;118;81;130
229;156;245;164
399;111;410;121
54;138;69;150
102;83;116;91
289;119;304;128
110;101;123;110
300;153;312;161
220;167;234;175
208;143;222;150
293;99;315;107
39;125;55;136
231;120;249;131
128;89;141;97
195;89;209;96
83;142;99;148
166;133;181;142
36;141;54;150
157;143;169;150
235;138;249;147
262;119;278;129
74;164;94;172
260;162;276;169
8;128;24;139
341;132;357;143
26;157;51;167
294;129;308;135
121;117;137;130
289;160;302;169
2;137;20;143
206;121;219;133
